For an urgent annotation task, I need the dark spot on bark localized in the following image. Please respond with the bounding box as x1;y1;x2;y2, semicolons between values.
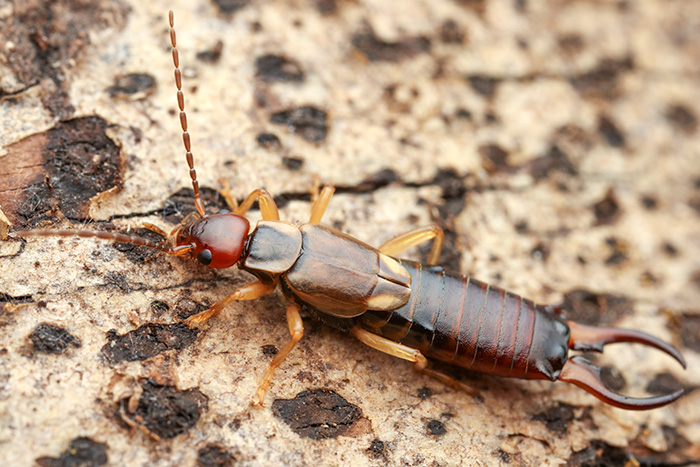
271;388;362;439
197;444;236;467
197;40;224;63
692;270;700;291
150;300;170;314
561;290;631;325
567;440;631;467
484;111;499;124
662;242;677;257
592;189;620;225
366;439;386;459
262;344;278;356
256;54;305;83
270;106;328;143
640;195;657;210
569;57;633;100
665;104;698;134
600;365;626;392
597;116;625;148
161;187;228;225
439;20;466;44
679;314;700;352
212;0;251;14
495;449;512;463
315;0;338;15
604;237;628;266
30;323;80;354
352;30;430;62
282;156;305;171
417;387;432;399
0;117;123;228
479;144;510;171
102;271;132;293
175;297;210;320
113;228;166;264
532;403;575;434
466;75;500;98
514;0;527;13
456;108;473;120
35;437;108;467
106;73;156;99
646;372;684;396
531;241;550;261
526;144;577;180
426;419;446;436
256;132;281;149
102;323;198;363
346;169;398;192
558;33;584;55
117;379;208;439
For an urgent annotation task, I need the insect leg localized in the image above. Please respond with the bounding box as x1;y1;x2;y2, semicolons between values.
252;302;304;406
140;222;170;238
218;177;239;212
351;327;478;396
308;185;335;224
378;224;444;265
234;189;280;220
184;280;276;326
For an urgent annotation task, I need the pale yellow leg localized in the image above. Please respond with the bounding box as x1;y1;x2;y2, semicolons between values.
184;281;277;326
308;185;335;224
252;302;304;406
351;327;478;396
218;178;238;212
235;189;280;220
378;224;444;265
141;222;169;238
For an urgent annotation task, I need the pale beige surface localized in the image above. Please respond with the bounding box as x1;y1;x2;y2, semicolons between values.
1;0;699;466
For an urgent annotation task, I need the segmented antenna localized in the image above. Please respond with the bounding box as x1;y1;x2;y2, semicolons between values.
169;10;207;218
13;229;174;253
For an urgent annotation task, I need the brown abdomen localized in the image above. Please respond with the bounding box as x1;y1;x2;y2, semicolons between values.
359;260;570;381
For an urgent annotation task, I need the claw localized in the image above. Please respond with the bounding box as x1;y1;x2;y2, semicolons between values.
567;321;686;368
560;356;684;410
560;321;686;410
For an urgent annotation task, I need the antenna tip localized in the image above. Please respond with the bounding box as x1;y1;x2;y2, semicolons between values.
169;10;174;26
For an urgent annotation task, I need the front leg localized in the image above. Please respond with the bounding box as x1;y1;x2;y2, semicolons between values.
184;281;277;326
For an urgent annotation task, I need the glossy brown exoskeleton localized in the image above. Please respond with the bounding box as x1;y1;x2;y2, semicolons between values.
12;11;686;410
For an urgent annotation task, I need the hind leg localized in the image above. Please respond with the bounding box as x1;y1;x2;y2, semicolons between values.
351;327;478;396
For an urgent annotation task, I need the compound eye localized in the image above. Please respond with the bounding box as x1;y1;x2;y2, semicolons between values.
197;249;213;266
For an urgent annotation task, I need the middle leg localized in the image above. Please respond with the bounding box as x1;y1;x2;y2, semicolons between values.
252;302;304;406
378;224;444;265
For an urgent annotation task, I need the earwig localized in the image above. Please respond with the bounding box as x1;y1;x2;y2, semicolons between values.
11;11;686;411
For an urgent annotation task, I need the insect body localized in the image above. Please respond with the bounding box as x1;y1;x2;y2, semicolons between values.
13;11;686;411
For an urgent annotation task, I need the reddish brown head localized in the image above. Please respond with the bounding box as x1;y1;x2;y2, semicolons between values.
174;213;250;269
